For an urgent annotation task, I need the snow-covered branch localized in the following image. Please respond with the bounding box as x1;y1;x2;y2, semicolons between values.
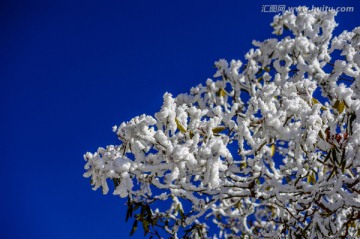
84;8;360;238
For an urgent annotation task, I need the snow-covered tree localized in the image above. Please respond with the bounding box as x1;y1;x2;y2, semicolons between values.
84;8;360;238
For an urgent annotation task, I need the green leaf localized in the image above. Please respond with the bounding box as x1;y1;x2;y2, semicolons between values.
175;117;187;133
130;220;138;236
145;205;152;217
307;172;316;184
349;113;356;133
324;150;331;163
240;161;247;169
312;97;320;104
312;98;326;110
341;148;346;173
327;167;336;181
218;88;228;97
176;204;185;220
196;226;202;237
142;220;150;236
270;144;275;157
152;217;158;226
126;208;132;222
334;100;346;114
212;126;226;134
179;208;185;220
338;100;346;114
113;178;120;188
332;147;338;165
133;203;141;211
126;197;133;222
140;205;146;220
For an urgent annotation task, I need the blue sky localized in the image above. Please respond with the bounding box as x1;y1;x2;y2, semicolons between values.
1;0;360;238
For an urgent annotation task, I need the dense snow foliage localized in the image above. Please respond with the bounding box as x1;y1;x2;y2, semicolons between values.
84;8;360;238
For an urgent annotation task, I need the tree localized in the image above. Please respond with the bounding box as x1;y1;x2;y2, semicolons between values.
84;7;360;238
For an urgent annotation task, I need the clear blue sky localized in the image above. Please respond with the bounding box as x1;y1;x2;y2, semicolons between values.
1;0;359;238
